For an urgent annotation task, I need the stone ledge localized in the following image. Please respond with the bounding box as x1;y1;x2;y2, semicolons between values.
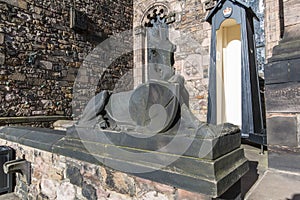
0;126;248;198
0;116;70;125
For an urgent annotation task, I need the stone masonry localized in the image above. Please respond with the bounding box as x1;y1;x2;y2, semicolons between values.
133;0;212;121
0;0;133;125
133;0;265;121
265;0;300;172
264;0;282;60
0;139;210;200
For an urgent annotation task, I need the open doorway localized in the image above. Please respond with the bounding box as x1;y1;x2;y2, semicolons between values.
216;19;242;127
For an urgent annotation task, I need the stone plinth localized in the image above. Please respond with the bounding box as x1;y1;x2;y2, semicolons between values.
0;126;248;198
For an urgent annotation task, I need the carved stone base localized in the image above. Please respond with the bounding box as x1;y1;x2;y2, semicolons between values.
58;127;248;197
0;126;248;198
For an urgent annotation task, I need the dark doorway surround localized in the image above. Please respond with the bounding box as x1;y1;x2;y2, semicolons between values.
206;0;266;145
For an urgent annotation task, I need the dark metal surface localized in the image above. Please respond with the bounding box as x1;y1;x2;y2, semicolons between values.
0;146;13;194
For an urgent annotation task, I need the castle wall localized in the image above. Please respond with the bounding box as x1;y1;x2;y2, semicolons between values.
0;0;133;126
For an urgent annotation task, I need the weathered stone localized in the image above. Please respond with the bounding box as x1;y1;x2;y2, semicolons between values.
17;0;28;10
140;191;169;200
56;182;76;200
40;179;59;199
66;165;82;187
39;60;53;70
53;120;76;131
177;189;210;200
108;171;136;196
0;33;4;44
31;110;46;115
82;182;97;200
267;115;298;147
5;93;15;102
0;53;5;65
8;72;26;81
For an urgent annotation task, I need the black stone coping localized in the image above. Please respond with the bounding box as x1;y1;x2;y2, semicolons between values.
0;127;65;152
67;126;241;160
0;116;70;125
0;126;248;198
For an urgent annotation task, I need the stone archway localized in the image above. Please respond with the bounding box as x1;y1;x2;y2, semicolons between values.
133;2;171;87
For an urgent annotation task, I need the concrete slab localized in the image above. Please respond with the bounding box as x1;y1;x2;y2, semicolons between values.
241;144;300;200
245;170;300;200
241;144;268;198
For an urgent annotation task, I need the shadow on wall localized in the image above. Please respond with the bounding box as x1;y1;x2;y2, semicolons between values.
287;194;300;200
70;8;109;45
241;161;259;199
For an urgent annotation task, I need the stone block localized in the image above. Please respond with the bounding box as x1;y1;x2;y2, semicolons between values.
267;115;298;147
53;120;76;131
108;172;135;196
39;60;53;70
0;53;5;65
82;182;97;200
298;114;300;147
268;145;300;173
140;191;169;200
66;165;83;187
17;0;28;10
177;189;210;200
0;0;27;9
41;179;59;199
56;182;76;200
8;72;26;81
0;33;4;44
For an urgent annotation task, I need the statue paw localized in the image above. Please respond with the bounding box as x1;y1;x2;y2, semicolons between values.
196;123;218;139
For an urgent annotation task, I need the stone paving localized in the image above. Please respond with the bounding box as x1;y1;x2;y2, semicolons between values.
242;144;300;200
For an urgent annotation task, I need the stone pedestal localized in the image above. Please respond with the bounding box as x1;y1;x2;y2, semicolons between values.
0;126;248;198
57;126;248;198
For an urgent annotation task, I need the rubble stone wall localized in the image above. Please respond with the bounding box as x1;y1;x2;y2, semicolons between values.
0;139;209;200
0;0;133;123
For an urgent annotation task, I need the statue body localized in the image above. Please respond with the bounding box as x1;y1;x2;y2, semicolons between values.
77;14;236;138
